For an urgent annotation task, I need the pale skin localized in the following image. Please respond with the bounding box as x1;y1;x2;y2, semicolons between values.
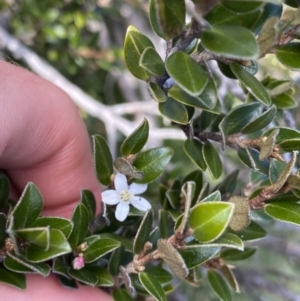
0;61;113;301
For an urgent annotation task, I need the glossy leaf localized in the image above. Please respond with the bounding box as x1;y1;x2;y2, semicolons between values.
11;182;43;230
208;270;231;301
108;245;124;276
68;268;98;286
166;52;208;96
220;102;263;135
272;93;297;109
145;266;173;285
179;246;220;269
52;257;69;278
83;238;120;263
202;142;223;179
139;272;167;301
159;209;169;239
152;0;185;40
0;267;26;290
158;97;189;125
5;253;50;276
68;203;89;250
124;25;154;80
189;202;234;243
265;201;300;226
221;265;240;293
221;0;263;13
220;248;257;261
133;147;173;183
201;191;221;203
113;288;134;301
15;227;50;250
276;43;300;70
81;190;96;222
230;62;271;105
263;127;300;144
0;213;6;247
280;139;300;152
232;221;266;242
84;266;114;287
241;105;276;134
26;229;72;263
133;210;153;254
0;173;9;210
99;233;133;251
121;118;149;156
202;26;258;59
148;82;167;102
93;135;113;186
139;47;165;76
184;139;206;171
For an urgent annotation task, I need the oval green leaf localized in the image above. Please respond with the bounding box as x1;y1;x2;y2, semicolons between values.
83;238;120;263
139;47;165;76
166;52;208;96
184;139;207;171
11;182;43;230
220;248;257;261
93;135;113;186
208;270;232;301
68;268;98;287
148;82;167;103
272;93;297;109
232;221;266;242
202;142;223;179
121;118;149;156
202;25;259;59
124;25;154;80
139;272;167;301
133;147;173;183
0;267;26;290
81;189;96;222
189;201;234;243
113;288;134;301
230;62;271;105
276;43;300;70
15;227;50;250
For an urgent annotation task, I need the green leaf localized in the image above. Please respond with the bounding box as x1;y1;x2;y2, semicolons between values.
81;190;96;221
32;216;73;239
133;147;173;183
148;82;167;103
201;191;221;203
208;270;232;301
15;227;50;250
232;221;266;242
121;118;149;156
189;202;234;243
280;139;300;152
133;210;153;254
139;272;167;301
263;127;300;144
10;182;43;230
152;0;185;40
276;43;300;70
108;245;124;276
166;52;208;96
52;257;69;278
26;229;71;263
179;246;220;269
99;233;133;251
84;266;114;287
139;47;165;76
202;26;258;59
124;25;154;80
272;93;297;109
0;173;10;210
113;288;134;301
220;265;239;293
265;201;300;226
220;248;256;261
159;209;169;239
68;203;89;250
68;268;98;287
0;213;6;247
202;142;223;179
158;97;190;125
149;0;165;38
220;102;263;135
241;105;276;134
93;135;113;186
184;139;207;171
230;63;271;105
221;0;263;13
83;238;120;263
145;266;173;285
269;160;287;184
0;267;26;290
5;253;50;276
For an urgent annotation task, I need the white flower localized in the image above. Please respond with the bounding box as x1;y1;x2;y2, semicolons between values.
101;173;151;222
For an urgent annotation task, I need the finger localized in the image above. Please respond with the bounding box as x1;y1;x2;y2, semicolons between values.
0;274;113;301
0;61;101;218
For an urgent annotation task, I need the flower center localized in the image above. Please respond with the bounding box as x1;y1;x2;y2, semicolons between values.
120;190;133;202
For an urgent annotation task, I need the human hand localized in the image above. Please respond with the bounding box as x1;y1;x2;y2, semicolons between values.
0;61;113;301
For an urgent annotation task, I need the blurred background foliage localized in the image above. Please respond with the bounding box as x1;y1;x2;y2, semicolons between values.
1;0;300;300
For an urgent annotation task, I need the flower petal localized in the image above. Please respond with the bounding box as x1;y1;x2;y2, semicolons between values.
130;196;151;211
115;201;130;222
128;183;148;195
114;173;128;192
101;190;121;205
